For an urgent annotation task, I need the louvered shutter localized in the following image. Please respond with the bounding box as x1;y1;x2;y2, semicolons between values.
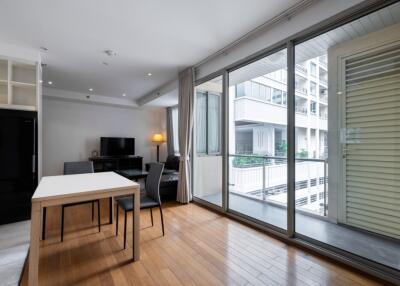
343;44;400;239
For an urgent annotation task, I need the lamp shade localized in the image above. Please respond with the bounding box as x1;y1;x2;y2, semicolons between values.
152;133;165;143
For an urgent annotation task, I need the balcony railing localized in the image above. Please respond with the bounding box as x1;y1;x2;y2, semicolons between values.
229;154;328;216
295;106;307;114
295;64;307;74
295;87;308;95
319;94;328;103
319;113;328;120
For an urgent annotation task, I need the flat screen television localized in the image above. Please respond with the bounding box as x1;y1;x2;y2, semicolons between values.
100;137;135;156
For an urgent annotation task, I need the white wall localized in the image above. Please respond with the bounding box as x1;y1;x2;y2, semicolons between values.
42;97;167;176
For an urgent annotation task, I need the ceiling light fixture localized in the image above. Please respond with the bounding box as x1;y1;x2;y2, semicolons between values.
122;93;126;97
39;80;43;83
147;73;152;76
48;81;53;85
89;88;93;92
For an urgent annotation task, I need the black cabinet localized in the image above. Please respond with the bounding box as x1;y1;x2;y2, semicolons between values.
89;155;143;172
0;109;38;224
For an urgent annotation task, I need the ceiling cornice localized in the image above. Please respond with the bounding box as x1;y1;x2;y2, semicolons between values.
136;78;178;106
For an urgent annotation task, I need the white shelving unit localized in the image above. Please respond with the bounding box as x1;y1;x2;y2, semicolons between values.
0;57;39;111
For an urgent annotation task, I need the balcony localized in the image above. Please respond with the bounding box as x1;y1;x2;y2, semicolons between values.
295;64;307;75
295;105;307;115
234;97;327;130
197;154;400;271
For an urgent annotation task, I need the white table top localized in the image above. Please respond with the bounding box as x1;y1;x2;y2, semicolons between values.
32;172;138;202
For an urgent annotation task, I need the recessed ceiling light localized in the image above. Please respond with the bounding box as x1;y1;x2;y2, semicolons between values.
122;93;126;97
147;73;152;76
89;88;93;92
39;80;43;83
48;81;53;85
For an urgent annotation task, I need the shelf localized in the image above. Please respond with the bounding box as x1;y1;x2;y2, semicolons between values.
12;62;36;85
11;81;36;89
0;103;36;111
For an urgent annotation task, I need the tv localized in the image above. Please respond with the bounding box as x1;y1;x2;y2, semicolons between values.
100;137;135;156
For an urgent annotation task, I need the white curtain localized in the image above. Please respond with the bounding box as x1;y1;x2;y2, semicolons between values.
172;107;179;155
166;107;175;156
177;68;194;203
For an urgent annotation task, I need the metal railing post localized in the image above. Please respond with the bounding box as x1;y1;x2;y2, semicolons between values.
262;157;266;201
323;160;327;216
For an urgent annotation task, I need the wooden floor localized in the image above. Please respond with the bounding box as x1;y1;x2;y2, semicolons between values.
21;201;386;286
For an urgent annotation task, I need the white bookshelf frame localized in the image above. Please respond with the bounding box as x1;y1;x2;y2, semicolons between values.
0;56;39;111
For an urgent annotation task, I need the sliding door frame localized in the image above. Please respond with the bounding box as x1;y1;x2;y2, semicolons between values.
192;72;226;212
191;1;400;284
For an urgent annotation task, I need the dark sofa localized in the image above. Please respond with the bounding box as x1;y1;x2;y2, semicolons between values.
146;155;179;200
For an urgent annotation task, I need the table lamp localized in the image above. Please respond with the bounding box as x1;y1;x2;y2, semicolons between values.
152;133;165;162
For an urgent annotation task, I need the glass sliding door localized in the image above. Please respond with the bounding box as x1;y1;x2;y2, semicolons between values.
228;49;288;230
294;2;400;271
193;75;223;206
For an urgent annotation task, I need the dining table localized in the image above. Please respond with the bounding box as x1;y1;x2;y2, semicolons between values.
28;171;140;286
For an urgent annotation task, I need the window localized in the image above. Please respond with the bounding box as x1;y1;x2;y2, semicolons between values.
171;106;179;155
251;81;260;99
236;83;245;98
196;92;207;153
272;88;282;105
282;91;287;106
310;101;317;114
310;81;317;96
196;91;221;154
310;62;317;77
208;93;221;154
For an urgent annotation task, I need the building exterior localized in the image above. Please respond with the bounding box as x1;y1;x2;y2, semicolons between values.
232;54;328;160
228;54;329;216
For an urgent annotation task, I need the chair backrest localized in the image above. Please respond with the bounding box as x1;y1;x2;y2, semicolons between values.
165;155;180;171
145;162;164;204
64;161;94;175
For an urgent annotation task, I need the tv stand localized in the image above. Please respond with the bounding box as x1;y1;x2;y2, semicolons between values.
89;155;143;172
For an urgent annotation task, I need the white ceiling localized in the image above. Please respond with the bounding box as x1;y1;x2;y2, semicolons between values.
0;0;304;104
229;2;400;86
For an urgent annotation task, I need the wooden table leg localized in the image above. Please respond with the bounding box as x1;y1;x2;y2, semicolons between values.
133;188;140;261
28;202;41;286
109;197;113;224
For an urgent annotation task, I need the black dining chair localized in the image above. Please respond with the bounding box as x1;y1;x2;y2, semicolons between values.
115;162;164;249
41;161;101;242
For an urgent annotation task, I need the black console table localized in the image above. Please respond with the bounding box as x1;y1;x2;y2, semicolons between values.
89;155;143;172
88;155;143;224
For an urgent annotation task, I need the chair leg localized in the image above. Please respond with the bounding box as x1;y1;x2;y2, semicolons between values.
116;204;119;236
61;206;65;242
97;200;101;233
123;210;127;249
42;207;46;240
92;201;95;221
159;205;164;236
150;208;154;226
